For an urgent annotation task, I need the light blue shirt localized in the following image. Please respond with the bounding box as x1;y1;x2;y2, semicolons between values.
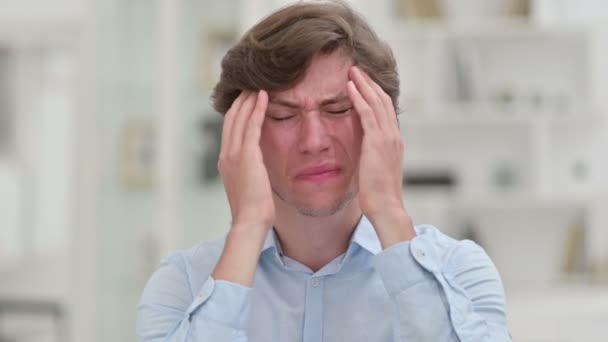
137;216;511;341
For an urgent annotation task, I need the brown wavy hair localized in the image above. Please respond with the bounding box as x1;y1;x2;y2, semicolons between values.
211;0;399;115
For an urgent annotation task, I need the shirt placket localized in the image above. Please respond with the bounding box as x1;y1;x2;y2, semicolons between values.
302;275;324;342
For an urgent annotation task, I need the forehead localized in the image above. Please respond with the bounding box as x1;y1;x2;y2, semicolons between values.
270;51;353;107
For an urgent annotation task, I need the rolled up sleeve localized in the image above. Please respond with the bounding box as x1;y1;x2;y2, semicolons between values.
137;254;251;342
374;225;511;342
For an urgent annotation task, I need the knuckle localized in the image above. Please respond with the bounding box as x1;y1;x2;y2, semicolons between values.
381;92;392;103
220;150;236;163
368;135;381;146
363;105;375;118
390;133;402;143
370;95;383;109
392;137;403;148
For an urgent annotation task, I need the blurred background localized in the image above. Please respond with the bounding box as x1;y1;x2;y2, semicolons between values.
0;0;607;341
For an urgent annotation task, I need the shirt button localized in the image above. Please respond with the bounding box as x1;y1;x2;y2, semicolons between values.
416;249;426;258
311;278;320;287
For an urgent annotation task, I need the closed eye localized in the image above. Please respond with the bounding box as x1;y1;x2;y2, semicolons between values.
327;108;352;115
268;115;295;121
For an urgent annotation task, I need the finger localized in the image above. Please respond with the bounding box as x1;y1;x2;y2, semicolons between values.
229;91;258;152
347;80;378;133
244;90;269;145
367;78;399;128
349;66;389;130
221;90;249;150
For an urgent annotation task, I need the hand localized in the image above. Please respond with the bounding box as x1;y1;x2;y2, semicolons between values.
213;90;274;286
346;66;415;246
218;90;275;230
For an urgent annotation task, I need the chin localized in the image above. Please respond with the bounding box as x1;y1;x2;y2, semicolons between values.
292;190;356;218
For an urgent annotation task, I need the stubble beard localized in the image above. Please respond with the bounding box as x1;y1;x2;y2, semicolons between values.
272;186;358;218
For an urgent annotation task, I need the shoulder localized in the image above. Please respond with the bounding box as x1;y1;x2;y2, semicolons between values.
137;237;229;338
145;237;227;294
165;236;226;274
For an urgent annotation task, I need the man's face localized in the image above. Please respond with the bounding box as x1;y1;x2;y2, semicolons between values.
260;50;363;217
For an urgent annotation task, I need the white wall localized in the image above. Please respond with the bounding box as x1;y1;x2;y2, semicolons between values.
0;0;83;21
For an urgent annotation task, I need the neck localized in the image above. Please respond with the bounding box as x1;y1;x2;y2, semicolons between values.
273;197;363;272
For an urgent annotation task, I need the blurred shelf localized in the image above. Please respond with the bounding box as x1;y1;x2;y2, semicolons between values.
447;194;590;213
0;298;65;342
404;189;595;215
400;104;605;128
392;18;587;38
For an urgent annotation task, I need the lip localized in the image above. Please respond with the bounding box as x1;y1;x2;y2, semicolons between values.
295;164;342;183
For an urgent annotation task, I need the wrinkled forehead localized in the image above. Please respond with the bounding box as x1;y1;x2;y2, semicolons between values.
269;51;354;110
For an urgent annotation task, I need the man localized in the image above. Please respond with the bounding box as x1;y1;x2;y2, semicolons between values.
137;1;511;341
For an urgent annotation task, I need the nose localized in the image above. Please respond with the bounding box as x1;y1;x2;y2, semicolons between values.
297;111;331;156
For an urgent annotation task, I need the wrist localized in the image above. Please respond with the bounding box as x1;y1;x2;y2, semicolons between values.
230;221;270;240
369;208;416;249
212;222;270;287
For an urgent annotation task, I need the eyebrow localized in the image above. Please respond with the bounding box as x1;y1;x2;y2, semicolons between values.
269;94;351;109
320;95;351;106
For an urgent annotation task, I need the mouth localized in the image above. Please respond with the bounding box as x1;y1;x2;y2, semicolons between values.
296;165;342;184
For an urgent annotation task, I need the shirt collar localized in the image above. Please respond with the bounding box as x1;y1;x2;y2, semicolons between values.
262;226;284;255
349;214;383;255
261;214;382;257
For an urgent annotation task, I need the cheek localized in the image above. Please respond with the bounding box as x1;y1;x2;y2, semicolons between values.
261;122;290;149
352;114;363;142
338;114;363;157
260;123;292;171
